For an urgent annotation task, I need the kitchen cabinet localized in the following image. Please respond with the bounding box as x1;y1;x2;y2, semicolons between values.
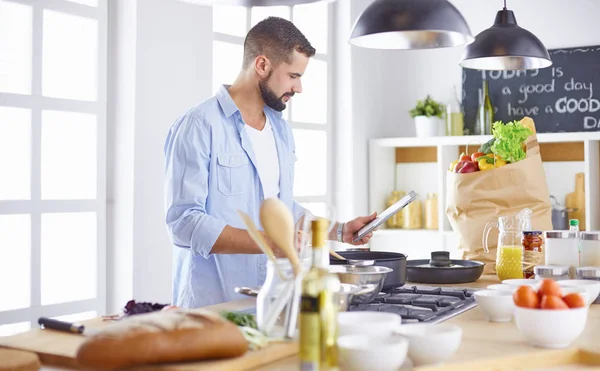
366;132;600;257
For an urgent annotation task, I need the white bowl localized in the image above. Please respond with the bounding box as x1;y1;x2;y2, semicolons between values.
337;312;401;337
502;279;541;290
338;334;408;371
395;324;462;366
487;283;517;293
474;289;515;322
561;286;592;306
514;306;588;348
558;280;600;303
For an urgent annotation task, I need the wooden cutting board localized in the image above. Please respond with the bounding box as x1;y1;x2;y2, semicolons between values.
566;172;586;230
0;317;298;371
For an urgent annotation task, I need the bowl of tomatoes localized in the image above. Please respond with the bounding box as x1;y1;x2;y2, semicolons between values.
513;279;588;348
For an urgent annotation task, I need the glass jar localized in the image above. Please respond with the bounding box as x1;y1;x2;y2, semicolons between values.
580;232;600;267
424;193;438;230
544;231;579;278
534;265;570;281
402;199;422;229
256;259;299;338
522;231;544;279
385;191;400;228
576;266;600;304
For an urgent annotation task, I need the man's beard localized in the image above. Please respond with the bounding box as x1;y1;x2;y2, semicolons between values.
259;73;294;112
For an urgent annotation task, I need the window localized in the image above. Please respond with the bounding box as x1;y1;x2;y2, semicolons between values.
212;2;332;217
0;0;107;336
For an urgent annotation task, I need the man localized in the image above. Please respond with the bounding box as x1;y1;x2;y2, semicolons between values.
164;17;376;308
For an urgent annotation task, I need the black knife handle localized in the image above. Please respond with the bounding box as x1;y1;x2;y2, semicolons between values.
38;317;84;334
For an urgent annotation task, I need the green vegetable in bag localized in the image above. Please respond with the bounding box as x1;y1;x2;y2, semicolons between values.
490;120;532;163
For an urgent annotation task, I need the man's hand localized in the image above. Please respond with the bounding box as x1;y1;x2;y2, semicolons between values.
342;212;377;245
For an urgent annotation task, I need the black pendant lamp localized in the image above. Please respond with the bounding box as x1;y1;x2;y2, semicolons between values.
460;1;552;70
349;0;474;50
185;0;329;5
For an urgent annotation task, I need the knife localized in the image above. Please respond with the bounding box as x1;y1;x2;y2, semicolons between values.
38;317;98;336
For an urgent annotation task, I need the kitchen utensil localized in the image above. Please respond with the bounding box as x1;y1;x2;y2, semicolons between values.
259;198;300;276
328;265;392;304
329;249;346;261
395;324;462;366
237;210;284;280
406;251;485;284
550;195;576;230
474;290;515;322
38;317;98;336
329;251;407;291
483;208;531;281
566;173;586;230
515;306;588;348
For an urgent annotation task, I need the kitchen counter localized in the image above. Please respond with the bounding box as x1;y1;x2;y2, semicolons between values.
34;275;600;370
245;275;600;370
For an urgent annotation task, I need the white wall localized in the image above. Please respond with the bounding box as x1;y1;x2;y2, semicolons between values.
345;0;600;218
107;0;212;313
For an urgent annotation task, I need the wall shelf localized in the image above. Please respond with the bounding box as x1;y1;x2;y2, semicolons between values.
367;132;600;257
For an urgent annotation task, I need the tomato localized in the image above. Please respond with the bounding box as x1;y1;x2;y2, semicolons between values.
540;295;569;310
538;279;562;300
460;155;471;162
513;286;540;309
471;152;485;162
563;293;586;308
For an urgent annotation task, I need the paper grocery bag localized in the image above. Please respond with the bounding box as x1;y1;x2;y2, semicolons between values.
445;149;553;274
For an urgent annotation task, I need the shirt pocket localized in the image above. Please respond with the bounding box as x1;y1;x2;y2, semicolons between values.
216;152;251;196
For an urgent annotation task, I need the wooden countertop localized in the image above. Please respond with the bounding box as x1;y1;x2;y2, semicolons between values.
253;275;600;370
36;275;600;370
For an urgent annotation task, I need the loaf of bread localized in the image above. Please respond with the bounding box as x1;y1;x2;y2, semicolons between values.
76;309;248;370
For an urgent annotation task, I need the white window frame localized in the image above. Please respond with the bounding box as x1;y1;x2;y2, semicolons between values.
212;3;334;210
0;0;107;328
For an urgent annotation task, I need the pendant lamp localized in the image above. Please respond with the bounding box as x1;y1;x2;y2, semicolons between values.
182;0;330;6
348;0;473;50
460;1;552;70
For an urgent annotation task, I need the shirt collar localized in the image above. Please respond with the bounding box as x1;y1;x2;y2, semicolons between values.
216;84;285;120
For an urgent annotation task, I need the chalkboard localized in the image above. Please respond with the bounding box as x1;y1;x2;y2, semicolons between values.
462;45;600;133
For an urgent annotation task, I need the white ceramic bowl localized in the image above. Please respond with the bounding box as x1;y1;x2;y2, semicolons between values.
487;283;517;293
474;289;515;322
338;334;408;371
395;324;462;366
558;280;600;303
502;279;541;290
561;286;592;306
514;306;588;348
337;312;401;337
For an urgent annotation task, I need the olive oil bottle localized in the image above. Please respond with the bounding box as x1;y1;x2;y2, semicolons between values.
299;218;341;371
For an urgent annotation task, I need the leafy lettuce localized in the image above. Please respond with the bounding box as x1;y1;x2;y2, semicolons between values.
490;120;533;163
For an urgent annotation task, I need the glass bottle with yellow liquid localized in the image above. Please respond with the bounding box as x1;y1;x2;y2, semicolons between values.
446;86;464;136
483;212;531;281
299;218;340;371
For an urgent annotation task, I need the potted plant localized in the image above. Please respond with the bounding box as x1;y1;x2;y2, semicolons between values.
409;95;445;137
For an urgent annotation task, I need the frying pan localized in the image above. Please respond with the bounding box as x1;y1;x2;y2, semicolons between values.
406;251;485;284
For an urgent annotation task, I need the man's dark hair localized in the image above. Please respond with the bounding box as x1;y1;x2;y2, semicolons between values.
243;17;316;69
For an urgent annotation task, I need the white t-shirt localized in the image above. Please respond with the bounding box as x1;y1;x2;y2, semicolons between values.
245;116;280;199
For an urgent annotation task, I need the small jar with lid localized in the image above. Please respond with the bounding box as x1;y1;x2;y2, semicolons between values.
576;266;600;304
544;230;579;278
580;232;600;267
522;231;544;279
534;265;571;281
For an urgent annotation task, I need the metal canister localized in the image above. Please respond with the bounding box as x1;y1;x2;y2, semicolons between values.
576;266;600;304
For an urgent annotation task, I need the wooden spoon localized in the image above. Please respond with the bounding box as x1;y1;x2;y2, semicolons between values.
260;198;301;276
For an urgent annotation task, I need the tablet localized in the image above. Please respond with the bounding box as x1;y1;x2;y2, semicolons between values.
352;190;419;243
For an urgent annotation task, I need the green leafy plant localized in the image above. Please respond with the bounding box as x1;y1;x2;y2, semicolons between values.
409;95;444;118
491;120;533;163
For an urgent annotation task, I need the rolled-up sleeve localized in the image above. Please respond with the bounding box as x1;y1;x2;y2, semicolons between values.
164;114;227;258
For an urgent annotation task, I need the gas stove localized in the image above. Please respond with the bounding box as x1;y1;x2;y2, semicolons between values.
349;286;479;324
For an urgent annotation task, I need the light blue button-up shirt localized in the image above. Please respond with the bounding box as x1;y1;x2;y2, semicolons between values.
164;85;306;308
